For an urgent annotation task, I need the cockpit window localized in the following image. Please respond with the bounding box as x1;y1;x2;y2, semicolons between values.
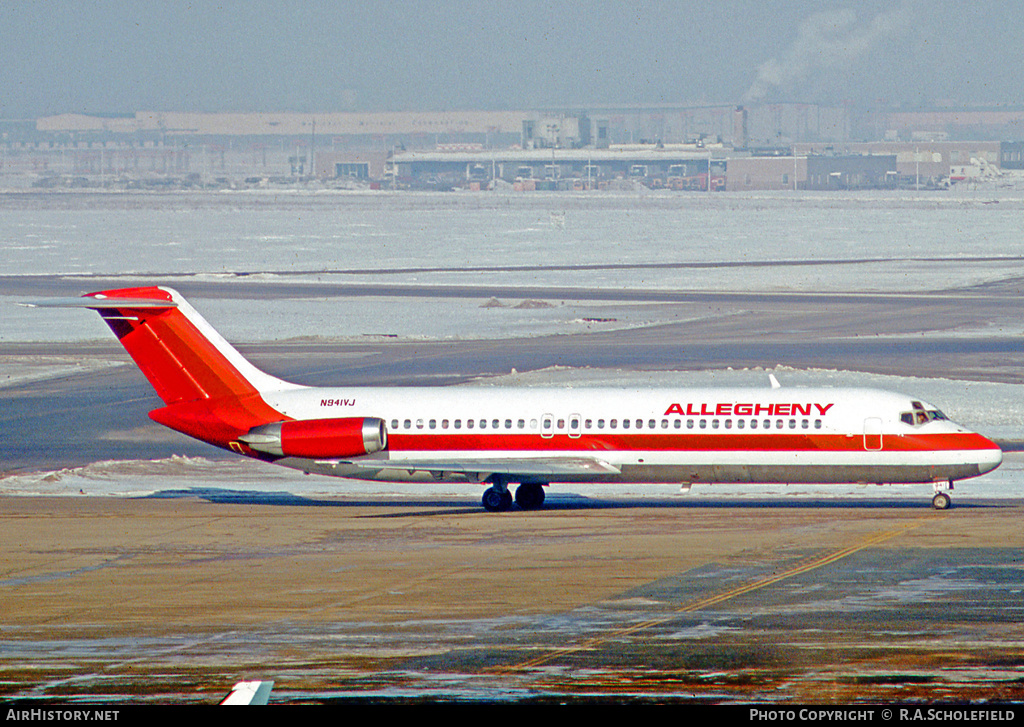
901;401;948;426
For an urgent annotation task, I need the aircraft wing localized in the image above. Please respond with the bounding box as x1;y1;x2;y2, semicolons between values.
328;456;621;478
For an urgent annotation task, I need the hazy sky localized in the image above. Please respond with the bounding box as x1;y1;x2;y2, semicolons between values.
2;1;1021;117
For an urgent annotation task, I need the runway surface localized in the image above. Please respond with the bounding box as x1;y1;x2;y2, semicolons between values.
3;496;1023;704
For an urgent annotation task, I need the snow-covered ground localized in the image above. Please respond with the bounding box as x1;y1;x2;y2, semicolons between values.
7;189;1024;343
3;189;1024;283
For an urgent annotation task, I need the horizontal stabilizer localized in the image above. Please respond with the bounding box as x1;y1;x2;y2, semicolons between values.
20;296;178;310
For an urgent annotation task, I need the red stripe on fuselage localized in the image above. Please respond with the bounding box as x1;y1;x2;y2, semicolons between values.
385;431;999;453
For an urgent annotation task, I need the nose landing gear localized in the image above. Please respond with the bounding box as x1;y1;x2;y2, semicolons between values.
931;480;954;510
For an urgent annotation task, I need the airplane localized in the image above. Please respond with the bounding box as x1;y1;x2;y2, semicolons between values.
31;286;1002;511
220;680;273;705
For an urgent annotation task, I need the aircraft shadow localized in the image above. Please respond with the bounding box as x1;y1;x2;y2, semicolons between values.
142;487;1014;514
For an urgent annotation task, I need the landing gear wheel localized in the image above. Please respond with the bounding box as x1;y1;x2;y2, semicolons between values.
932;491;952;510
515;483;546;510
482;486;512;512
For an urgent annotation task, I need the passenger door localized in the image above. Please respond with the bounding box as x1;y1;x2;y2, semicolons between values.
863;417;883;450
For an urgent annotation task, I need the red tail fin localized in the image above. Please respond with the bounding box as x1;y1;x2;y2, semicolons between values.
89;287;254;404
80;287;297;448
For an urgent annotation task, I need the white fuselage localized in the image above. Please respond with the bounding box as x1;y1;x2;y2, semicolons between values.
260;385;1002;485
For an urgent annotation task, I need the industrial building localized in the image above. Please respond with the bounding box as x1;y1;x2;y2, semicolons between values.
389;144;729;190
3;106;1024;191
794;141;1004;187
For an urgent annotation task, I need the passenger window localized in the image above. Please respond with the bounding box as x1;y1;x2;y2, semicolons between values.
518;419;525;429
585;419;592;429
776;420;783;429
814;419;822;429
542;418;552;430
712;419;719;429
557;419;565;429
751;419;758;429
801;420;809;429
737;419;744;429
429;419;436;429
725;419;732;429
611;419;618;429
454;419;461;429
467;419;475;429
648;419;656;429
598;419;605;429
661;419;668;429
391;419;399;429
479;419;486;429
788;419;796;429
442;419;449;429
699;419;707;429
493;419;500;429
686;419;694;429
505;419;512;429
416;419;424;429
623;419;630;429
404;419;412;429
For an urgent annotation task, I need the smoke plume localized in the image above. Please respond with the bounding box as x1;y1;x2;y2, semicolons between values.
743;5;913;103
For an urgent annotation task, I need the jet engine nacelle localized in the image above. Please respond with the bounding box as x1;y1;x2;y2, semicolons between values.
240;417;387;459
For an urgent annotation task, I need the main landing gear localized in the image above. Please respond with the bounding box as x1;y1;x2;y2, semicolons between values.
931;480;954;510
481;479;546;512
514;482;546;510
482;485;512;512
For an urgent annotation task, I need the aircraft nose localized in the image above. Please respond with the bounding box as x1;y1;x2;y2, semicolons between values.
976;437;1003;475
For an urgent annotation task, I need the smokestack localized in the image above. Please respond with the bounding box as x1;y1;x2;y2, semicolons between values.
733;106;749;150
